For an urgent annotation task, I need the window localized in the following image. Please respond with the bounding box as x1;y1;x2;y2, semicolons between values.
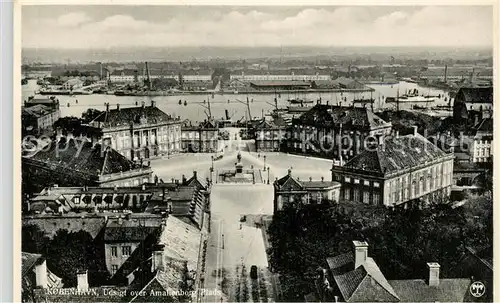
364;180;370;186
353;189;360;202
111;265;118;275
354;179;360;184
122;246;132;257
373;182;380;188
345;177;351;183
317;192;322;203
111;246;117;257
74;197;80;204
363;191;370;204
344;188;350;200
373;193;380;205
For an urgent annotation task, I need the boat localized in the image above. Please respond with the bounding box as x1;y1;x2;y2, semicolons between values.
184;100;188;106
386;93;436;103
39;89;72;95
412;105;427;110
72;89;93;95
431;105;453;111
178;100;182;105
353;98;375;104
288;98;314;104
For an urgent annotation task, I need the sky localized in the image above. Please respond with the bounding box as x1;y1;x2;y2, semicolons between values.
22;5;493;49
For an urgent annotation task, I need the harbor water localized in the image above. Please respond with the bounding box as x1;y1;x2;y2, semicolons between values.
22;80;453;123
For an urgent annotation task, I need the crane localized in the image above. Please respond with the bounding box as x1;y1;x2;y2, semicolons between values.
197;97;212;120
235;96;252;121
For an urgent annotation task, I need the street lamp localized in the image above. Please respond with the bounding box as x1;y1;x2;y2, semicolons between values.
267;167;270;185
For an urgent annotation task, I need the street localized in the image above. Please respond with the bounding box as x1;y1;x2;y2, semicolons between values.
149;129;335;302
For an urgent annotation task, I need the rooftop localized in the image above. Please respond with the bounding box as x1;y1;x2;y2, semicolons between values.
26;138;145;177
456;87;493;104
275;170;340;191
92;103;178;128
250;80;311;87
22;104;56;118
295;104;390;130
342;133;450;175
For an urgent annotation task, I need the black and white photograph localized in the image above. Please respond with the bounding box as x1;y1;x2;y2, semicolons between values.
19;2;494;302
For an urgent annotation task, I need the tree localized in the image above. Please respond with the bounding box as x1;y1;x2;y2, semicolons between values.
81;110;103;123
22;224;49;254
46;229;110;287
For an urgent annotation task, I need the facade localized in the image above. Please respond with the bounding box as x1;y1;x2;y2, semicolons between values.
104;216;162;276
331;129;455;208
22;138;153;194
230;72;330;81
285;103;392;161
24;96;60;111
466;118;493;163
62;78;84;90
273;169;341;213
181;120;220;153
254;118;287;152
453;87;493;120
249;80;311;91
90;101;182;161
22;104;60;134
108;68;138;83
314;241;471;302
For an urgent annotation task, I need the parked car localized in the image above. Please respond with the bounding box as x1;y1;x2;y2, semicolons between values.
250;265;258;279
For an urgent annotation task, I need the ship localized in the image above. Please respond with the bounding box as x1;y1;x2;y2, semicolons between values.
353;98;375;104
386;93;436;103
39;89;73;95
288;98;314;104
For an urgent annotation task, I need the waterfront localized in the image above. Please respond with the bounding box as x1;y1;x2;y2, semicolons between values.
23;80;452;122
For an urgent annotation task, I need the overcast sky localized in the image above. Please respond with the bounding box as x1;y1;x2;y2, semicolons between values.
22;5;493;49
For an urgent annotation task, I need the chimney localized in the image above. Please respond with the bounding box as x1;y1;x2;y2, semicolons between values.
288;168;292;176
182;174;187;184
151;100;156;108
193;171;197;178
77;270;89;290
116;103;120;111
106;102;110;113
427;262;440;287
35;259;48;289
152;245;165;272
353;240;368;269
141;101;145;109
396;131;399;138
413;125;418;136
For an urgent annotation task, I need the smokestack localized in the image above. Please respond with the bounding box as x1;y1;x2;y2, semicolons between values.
427;262;440;287
77;270;89;290
353;240;368;269
444;65;447;83
106;102;110;113
35;259;48;289
182;174;187;184
151;100;156;108
116;103;120;111
152;244;165;272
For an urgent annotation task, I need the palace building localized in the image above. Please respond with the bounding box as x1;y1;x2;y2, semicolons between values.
331;127;454;208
